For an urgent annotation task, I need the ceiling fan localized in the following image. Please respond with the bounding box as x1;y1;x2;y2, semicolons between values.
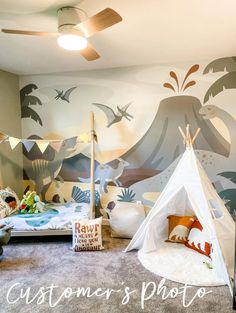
1;7;122;61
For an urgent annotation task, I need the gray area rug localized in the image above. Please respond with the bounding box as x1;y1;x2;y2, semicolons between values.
0;227;234;313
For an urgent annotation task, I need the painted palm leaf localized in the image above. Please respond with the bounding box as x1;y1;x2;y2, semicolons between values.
218;189;236;214
21;106;43;126
20;84;38;103
218;172;236;184
71;186;86;203
203;56;236;74
204;72;236;103
22;95;42;107
20;84;43;125
117;188;136;202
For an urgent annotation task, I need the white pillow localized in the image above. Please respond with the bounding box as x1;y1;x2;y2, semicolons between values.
0;187;20;216
72;217;104;251
106;201;146;238
0;197;10;219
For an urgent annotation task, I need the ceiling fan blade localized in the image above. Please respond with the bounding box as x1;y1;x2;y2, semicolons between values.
73;8;122;38
79;42;100;61
1;29;59;37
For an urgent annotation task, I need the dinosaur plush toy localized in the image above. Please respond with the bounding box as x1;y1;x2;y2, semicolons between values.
20;191;45;214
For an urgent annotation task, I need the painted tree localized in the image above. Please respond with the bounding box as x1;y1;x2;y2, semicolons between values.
20;83;43;126
203;56;236;103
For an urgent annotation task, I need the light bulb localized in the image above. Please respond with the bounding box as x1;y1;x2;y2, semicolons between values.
57;34;87;51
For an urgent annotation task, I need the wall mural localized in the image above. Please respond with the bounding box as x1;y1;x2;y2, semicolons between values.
54;86;77;103
201;56;236;213
19;56;236;217
23;136;77;201
203;56;236;103
20;83;77;202
92;102;133;127
78;158;129;193
20;84;43;126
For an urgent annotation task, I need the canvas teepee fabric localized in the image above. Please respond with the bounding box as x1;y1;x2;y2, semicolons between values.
125;144;235;294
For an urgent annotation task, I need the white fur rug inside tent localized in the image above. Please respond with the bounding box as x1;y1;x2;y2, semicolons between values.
138;242;226;286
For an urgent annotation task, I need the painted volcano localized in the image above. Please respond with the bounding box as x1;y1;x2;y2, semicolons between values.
122;95;230;170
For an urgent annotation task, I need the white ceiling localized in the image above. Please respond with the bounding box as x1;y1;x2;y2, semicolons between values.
0;0;236;75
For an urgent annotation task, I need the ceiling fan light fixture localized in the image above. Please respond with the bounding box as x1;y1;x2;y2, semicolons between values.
57;34;87;51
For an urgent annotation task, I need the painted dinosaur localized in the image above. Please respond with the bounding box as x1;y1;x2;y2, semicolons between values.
54;86;77;103
23;137;77;201
199;104;236;156
78;158;129;193
92;102;133;127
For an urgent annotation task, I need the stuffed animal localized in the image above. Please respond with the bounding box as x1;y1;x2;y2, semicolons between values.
20;191;45;214
34;194;45;212
0;224;12;256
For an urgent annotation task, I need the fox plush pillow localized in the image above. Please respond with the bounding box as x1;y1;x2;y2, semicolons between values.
185;220;211;257
167;215;196;243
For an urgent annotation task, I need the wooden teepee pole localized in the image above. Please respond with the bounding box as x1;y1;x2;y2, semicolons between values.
191;128;201;145
186;124;191;147
178;125;201;147
90;111;95;219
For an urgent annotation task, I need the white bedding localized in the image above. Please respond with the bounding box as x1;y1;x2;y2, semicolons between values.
1;202;90;231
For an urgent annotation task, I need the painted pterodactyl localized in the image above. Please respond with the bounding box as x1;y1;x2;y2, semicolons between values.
54;86;77;103
92;102;133;127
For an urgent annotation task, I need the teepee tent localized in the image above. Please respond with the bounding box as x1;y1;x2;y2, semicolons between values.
125;126;235;294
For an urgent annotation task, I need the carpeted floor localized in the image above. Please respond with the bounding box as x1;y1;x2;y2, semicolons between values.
0;226;234;313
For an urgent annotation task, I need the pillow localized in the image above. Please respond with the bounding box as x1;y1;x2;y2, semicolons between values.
106;201;146;238
0;197;10;219
0;187;20;216
185;220;211;257
72;217;104;251
167;215;196;243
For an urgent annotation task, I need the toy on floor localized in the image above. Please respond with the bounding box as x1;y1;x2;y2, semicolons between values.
20;191;45;214
0;223;12;256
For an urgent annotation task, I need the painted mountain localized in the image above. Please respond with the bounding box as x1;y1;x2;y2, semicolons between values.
59;153;99;181
122;95;230;171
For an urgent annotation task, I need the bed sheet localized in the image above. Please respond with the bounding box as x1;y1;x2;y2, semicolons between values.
0;202;90;231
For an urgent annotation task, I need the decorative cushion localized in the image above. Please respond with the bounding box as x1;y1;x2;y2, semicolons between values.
0;197;10;219
185;220;211;257
106;201;146;238
72;217;104;251
167;215;196;243
0;187;20;216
